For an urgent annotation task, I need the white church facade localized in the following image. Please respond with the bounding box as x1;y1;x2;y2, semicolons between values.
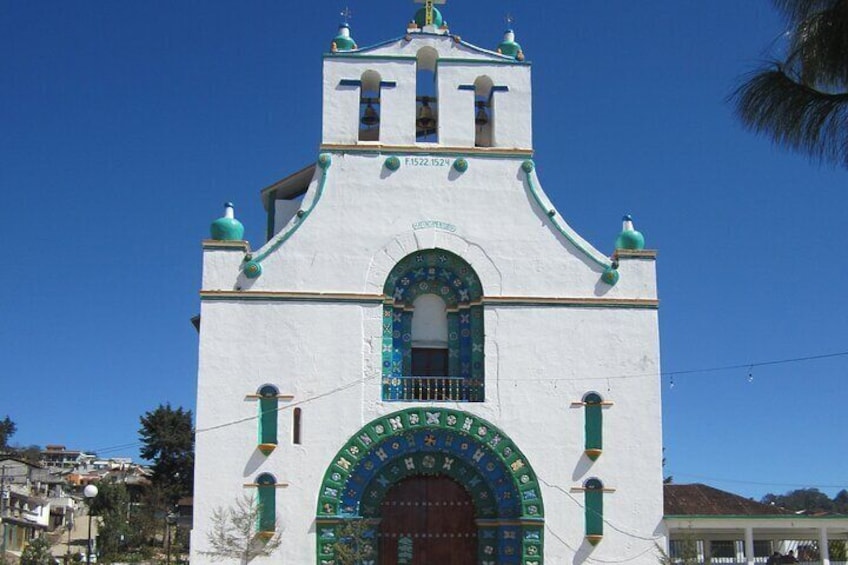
191;3;664;564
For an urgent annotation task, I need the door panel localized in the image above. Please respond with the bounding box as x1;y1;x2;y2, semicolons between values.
379;475;477;565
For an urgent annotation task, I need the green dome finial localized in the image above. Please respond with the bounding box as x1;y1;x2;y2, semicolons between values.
210;202;245;241
331;23;357;52
413;5;444;28
497;29;524;60
615;214;645;250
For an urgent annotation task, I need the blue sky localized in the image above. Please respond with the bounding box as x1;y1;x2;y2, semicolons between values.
2;1;845;501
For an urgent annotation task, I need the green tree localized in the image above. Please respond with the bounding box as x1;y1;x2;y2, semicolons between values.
87;479;156;562
202;495;282;564
20;537;54;565
0;416;16;451
15;445;42;465
657;533;699;565
761;488;834;512
88;480;132;560
834;489;848;513
732;0;848;166
138;404;194;504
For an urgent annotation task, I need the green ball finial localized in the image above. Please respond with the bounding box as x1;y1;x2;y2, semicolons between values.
210;202;245;241
331;23;357;52
414;6;443;28
497;29;524;60
615;214;645;250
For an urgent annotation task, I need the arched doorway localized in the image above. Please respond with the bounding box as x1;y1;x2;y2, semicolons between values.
379;475;476;564
316;408;545;565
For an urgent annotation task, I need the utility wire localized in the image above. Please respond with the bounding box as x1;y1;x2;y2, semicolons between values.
498;350;848;382
81;349;848;461
538;476;663;543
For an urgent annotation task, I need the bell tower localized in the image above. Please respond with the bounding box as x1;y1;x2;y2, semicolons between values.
321;1;532;150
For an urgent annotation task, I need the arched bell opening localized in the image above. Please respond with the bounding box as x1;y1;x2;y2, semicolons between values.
473;75;494;147
359;70;382;141
415;47;439;142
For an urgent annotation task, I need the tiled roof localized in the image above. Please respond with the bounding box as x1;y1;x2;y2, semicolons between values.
664;484;789;516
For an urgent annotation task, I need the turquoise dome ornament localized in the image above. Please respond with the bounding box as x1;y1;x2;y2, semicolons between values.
601;266;620;286
210;202;245;241
414;6;444;28
331;23;357;52
497;29;524;60
615;215;645;250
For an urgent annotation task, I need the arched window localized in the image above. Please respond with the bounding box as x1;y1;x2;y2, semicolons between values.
411;294;449;377
415;47;439;142
382;250;484;402
258;385;279;455
359;70;381;141
473;76;494;147
583;392;603;461
584;478;604;544
292;407;302;445
256;473;277;533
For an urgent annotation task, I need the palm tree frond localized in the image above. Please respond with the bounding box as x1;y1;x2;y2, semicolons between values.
732;68;848;166
788;5;848;87
771;0;846;23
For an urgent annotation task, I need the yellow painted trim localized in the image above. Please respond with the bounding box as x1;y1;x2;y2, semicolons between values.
320;143;534;156
201;290;384;301
486;296;659;308
570;487;617;493
202;290;658;308
245;394;296;400
584;448;603;461
243;482;290;488
614;249;657;259
258;443;277;456
570;401;615;407
586;534;603;546
202;239;251;251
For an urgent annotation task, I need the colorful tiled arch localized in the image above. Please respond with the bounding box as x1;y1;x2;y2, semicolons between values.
316;408;544;565
382;250;485;401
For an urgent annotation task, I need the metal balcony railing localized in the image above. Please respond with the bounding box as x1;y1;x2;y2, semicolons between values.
383;376;483;402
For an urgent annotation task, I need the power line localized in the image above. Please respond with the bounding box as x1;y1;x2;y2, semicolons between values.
538;476;662;543
191;349;848;437
81;349;848;456
498;350;848;382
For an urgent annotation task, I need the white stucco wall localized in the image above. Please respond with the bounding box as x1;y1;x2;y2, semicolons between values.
192;27;664;565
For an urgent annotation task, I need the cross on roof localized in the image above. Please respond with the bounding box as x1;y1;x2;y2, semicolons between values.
414;0;446;26
340;6;352;24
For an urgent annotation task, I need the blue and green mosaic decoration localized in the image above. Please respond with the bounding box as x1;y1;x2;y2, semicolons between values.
382;250;485;402
316;408;544;565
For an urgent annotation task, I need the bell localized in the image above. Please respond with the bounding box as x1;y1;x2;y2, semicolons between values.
416;97;436;130
475;101;489;126
361;99;379;127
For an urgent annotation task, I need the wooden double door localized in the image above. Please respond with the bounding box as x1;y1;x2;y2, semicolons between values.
379;475;478;565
